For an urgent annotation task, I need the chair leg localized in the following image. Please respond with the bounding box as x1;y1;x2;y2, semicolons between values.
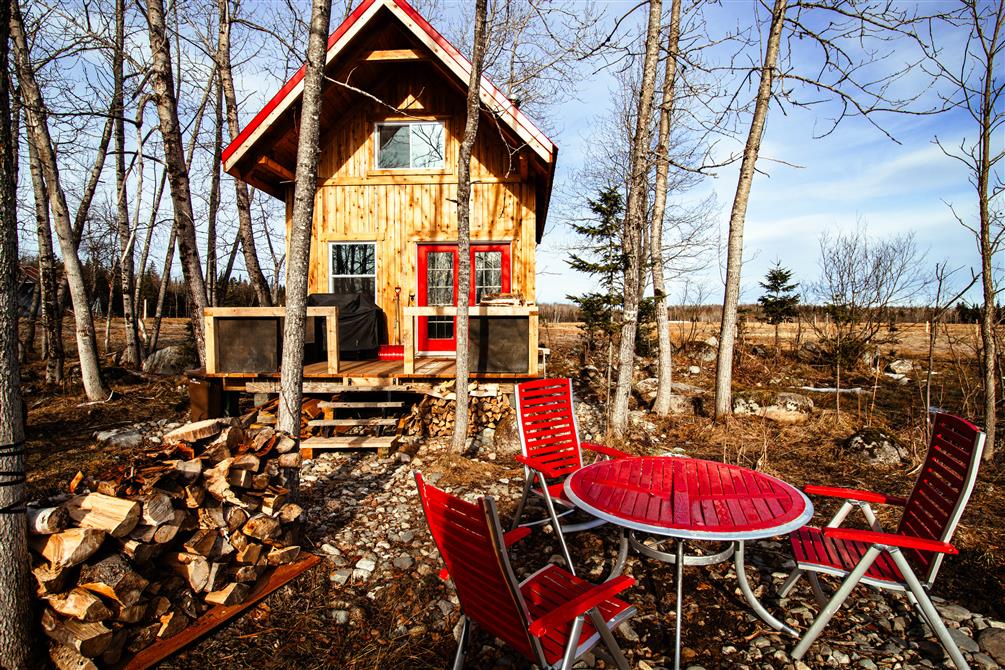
559;615;585;670
807;572;828;607
510;474;533;531
792;546;881;661
779;568;804;597
589;607;630;670
890;550;970;670
452;616;469;670
538;473;576;575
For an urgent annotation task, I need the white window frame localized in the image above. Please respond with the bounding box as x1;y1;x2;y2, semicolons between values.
373;120;446;170
328;241;377;299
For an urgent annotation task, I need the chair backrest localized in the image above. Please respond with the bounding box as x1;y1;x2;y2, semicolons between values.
897;413;985;584
414;473;544;664
515;378;583;477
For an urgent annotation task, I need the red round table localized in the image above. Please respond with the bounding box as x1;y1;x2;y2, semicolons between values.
565;456;813;670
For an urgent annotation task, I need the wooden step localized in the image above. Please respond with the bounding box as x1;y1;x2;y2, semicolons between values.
300;436;398;459
317;401;405;409
245;382;431;394
307;418;399;427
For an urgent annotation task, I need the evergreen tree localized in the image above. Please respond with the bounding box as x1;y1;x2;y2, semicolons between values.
566;186;625;341
758;262;800;353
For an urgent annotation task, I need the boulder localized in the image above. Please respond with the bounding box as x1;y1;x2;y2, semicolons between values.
733;392;813;423
692;342;717;363
886;359;913;375
773;392;814;413
634;378;660;405
671;381;705;395
665;395;700;416
142;345;197;376
978;628;1005;665
95;429;144;450
797;341;823;363
842;428;909;465
492;413;521;457
750;344;771;357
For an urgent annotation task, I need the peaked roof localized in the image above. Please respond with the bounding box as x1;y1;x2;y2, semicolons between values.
221;0;557;174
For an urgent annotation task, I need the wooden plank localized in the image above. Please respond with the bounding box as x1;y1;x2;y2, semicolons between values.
528;312;539;376
203;307;339;318
204;315;217;375
256;157;294;181
301;436;398;449
362;48;425;61
316;401;404;409
325;314;340;375
116;554;320;670
403;305;539;317
403;312;415;374
307;418;398;427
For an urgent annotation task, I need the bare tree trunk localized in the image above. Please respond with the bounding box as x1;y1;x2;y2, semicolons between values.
114;0;141;369
134;167;167;311
610;0;663;437
451;0;488;454
11;0;110;401
0;1;39;661
713;0;787;419
651;0;681;417
103;262;117;354
145;0;208;365
21;277;39;360
25;116;64;383
205;78;223;306
217;0;272;306
277;0;333;442
148;223;176;355
217;230;241;304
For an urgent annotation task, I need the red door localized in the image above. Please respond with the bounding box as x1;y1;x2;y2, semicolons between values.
417;243;511;354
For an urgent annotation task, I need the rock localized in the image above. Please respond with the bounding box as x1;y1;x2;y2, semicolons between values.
332;609;349;625
842;428;909;465
575;401;604;440
948;628;980;653
760;407;809;424
95;429;144;450
693;342;717;362
979;628;1005;664
704;335;718;348
635;378;660;405
665;395;699;415
750;344;770;356
886;359;913;374
492;414;520;457
774;392;814;413
671;381;705;395
937;603;972;622
733;392;812;423
797;341;823;363
393;554;414;571
687;366;701;375
142;345;197;375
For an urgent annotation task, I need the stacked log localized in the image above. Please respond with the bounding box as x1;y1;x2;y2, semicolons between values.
403;382;513;437
29;417;305;669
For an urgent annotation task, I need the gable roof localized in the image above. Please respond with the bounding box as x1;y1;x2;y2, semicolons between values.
221;0;556;176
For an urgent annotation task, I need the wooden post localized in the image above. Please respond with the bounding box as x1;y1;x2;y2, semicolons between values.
325;309;339;375
528;310;539;376
403;310;415;374
203;313;216;374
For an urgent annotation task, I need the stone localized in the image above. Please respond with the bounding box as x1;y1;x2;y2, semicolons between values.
937;603;973;623
797;341;823;363
95;429;144;450
635;378;660;405
842;428;909;465
948;628;980;653
972;652;998;669
671;381;705;395
773;392;814;413
979;628;1005;664
886;359;913;374
693;342;717;362
393;554;413;571
687;366;701;375
142;345;198;376
332;609;349;625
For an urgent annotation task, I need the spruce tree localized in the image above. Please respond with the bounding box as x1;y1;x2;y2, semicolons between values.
758;262;800;353
566;186;625;342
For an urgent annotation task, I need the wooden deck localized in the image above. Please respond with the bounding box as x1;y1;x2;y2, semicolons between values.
196;356;540;394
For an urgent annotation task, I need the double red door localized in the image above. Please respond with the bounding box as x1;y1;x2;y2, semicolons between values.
417;243;510;354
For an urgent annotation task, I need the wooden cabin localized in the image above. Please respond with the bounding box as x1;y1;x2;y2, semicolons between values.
206;0;556;393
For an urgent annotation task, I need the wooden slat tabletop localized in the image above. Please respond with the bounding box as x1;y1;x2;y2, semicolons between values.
566;456;812;541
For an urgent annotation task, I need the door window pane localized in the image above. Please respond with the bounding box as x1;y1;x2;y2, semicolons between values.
426;250;454;340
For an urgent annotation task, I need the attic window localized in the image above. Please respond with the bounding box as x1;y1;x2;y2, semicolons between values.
376;121;445;169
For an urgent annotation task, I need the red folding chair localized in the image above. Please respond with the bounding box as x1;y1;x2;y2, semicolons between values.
781;413;986;669
415;473;637;670
510;378;629;573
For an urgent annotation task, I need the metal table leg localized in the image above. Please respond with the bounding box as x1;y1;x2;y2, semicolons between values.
674;539;684;670
734;540;797;636
606;527;629;580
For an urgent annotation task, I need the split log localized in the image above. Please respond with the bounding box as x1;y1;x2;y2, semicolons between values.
204;562;228;593
163;552;209;592
231;453;260;471
162;418;225;444
277;503;304;524
126;621;160;653
98;628;129;666
204;459;244;506
261;492;287;516
204;582;250;606
224;506;249;532
32;528;105;568
34;562;73;595
152;510;185;544
234;543;262;565
65;493;141;537
41;609;113;658
274;435;297;454
277;452;303;469
28;505;70;535
139;493;175;526
250;473;270;489
78;555;149;606
46;588;113;623
184;483;206;508
242;515;280;541
116;538;161;564
183;529;218;556
172;458;203;482
232;564;264;583
157;609;189;639
226;468;254;488
266;545;300;566
50;644;99;670
198;506;226;529
110;601;147;624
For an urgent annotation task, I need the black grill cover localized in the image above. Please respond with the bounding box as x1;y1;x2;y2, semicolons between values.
307;292;382;355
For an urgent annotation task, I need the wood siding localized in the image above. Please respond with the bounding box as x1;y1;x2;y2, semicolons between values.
284;64;538;330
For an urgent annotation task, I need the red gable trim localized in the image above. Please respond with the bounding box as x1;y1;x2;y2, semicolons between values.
221;0;556;168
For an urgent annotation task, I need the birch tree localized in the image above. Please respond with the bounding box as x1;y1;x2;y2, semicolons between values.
277;0;333;437
921;0;1004;460
452;0;489;454
11;0;111;401
0;0;37;661
610;0;663;437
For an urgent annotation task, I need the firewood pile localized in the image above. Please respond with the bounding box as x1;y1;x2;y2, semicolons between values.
28;416;307;669
403;381;513;437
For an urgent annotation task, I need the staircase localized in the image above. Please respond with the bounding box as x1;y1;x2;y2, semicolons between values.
300;392;415;459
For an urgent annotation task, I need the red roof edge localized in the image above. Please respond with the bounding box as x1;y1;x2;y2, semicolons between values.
222;0;556;168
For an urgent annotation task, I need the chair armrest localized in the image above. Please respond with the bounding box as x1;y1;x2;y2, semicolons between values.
804;485;908;506
582;442;630;459
438;528;531;582
528;576;636;638
823;527;957;554
515;454;577;479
